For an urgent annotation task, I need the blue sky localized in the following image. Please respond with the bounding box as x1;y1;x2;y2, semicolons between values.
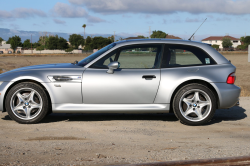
1;0;250;41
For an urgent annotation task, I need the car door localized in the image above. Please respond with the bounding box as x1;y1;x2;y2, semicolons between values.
82;44;163;104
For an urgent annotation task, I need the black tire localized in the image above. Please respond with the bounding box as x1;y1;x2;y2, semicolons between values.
172;83;216;126
5;82;49;124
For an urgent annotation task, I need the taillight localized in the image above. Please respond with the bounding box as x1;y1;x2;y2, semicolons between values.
227;72;236;84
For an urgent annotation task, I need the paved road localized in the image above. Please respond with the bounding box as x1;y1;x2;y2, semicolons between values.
0;97;249;166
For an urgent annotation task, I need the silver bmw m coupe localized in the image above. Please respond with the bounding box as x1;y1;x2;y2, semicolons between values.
0;39;241;125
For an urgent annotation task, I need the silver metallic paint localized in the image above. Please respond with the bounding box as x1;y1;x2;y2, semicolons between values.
82;68;160;104
0;39;241;113
52;103;169;113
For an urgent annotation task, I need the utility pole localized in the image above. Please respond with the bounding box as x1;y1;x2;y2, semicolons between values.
31;34;33;54
114;31;116;42
149;26;151;39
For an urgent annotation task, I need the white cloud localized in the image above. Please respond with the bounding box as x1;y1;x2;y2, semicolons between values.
87;16;105;23
53;19;66;24
0;8;46;19
185;18;204;23
68;0;250;15
0;10;12;18
52;2;88;18
13;8;47;18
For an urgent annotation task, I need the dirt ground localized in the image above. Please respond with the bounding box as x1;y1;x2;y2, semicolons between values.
0;53;250;165
0;98;249;166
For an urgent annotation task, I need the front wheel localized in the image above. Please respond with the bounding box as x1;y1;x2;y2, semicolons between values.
5;82;49;124
173;84;216;126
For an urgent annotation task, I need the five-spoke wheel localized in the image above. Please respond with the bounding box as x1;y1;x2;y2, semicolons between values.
5;82;49;124
173;84;216;125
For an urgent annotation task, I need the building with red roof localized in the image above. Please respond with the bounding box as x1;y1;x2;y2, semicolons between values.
166;35;182;40
201;36;241;48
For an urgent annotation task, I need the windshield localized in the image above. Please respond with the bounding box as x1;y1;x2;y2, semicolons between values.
78;43;116;67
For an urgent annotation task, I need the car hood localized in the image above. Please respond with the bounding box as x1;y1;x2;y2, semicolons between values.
1;63;81;75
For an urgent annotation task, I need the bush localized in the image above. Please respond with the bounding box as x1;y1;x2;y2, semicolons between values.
237;45;247;50
36;45;45;51
211;44;219;49
65;47;74;53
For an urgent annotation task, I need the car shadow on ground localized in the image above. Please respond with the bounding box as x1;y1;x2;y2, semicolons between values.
206;106;247;125
1;106;246;124
2;112;179;123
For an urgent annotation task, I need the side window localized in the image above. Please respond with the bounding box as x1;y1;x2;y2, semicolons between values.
117;45;162;69
162;45;216;68
90;50;117;69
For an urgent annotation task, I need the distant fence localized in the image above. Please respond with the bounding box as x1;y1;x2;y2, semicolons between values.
82;50;93;54
248;45;250;62
22;49;92;54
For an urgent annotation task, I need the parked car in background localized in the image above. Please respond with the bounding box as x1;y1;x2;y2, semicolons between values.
0;39;241;125
0;51;3;54
8;51;12;54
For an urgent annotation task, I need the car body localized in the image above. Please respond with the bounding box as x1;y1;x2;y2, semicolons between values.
0;39;241;125
8;51;12;54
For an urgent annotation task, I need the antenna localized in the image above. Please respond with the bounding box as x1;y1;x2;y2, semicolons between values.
188;18;207;41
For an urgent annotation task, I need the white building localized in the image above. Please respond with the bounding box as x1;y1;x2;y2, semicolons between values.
202;36;241;49
0;41;22;53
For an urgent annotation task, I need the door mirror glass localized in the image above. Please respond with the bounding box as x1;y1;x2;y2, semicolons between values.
107;61;120;74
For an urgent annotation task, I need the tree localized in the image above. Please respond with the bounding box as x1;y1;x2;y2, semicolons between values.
0;37;3;45
137;35;146;38
33;42;41;49
150;30;167;38
7;35;22;53
239;36;250;50
38;36;49;49
222;37;233;48
84;36;92;50
108;36;114;42
90;37;112;49
57;37;68;50
47;35;59;50
82;24;86;40
23;39;31;49
69;34;85;49
241;36;250;45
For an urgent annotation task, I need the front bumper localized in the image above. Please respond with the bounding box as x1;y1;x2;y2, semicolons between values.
211;83;241;109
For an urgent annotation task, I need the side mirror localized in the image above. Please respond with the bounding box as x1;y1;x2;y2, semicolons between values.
107;61;119;74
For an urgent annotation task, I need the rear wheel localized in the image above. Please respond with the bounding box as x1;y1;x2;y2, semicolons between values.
173;83;216;126
5;82;49;124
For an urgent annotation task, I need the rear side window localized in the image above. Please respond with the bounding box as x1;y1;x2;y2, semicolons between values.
161;44;216;68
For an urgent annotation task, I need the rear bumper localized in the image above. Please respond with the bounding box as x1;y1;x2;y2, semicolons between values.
211;83;241;109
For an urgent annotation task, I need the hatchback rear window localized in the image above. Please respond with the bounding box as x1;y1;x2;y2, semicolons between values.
161;44;216;68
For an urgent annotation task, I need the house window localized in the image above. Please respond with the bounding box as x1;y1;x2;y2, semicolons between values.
209;40;212;43
233;41;238;43
215;40;217;43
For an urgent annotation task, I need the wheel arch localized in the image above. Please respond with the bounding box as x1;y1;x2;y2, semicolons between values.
3;79;52;113
169;79;220;113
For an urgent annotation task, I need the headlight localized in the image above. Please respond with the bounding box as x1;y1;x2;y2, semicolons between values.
0;81;3;86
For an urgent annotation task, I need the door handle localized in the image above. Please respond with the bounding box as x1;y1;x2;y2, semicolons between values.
142;75;156;79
